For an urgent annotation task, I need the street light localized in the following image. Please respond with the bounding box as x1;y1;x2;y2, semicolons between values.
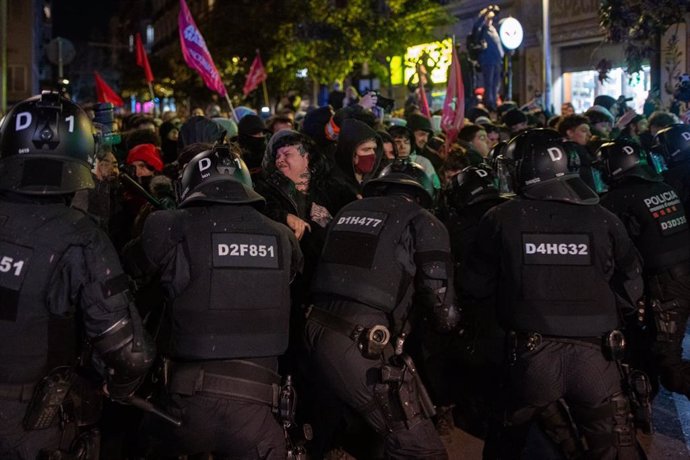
499;17;523;102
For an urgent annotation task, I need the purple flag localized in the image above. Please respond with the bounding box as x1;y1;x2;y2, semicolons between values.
178;0;226;96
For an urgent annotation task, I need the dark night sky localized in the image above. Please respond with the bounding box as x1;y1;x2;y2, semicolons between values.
52;0;118;42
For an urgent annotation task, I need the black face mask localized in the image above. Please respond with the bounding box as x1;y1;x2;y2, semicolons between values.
239;134;267;168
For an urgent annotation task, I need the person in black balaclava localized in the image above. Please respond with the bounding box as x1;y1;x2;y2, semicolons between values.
159;120;181;165
238;114;270;180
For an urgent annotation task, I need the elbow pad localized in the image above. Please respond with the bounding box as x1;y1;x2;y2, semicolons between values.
92;317;156;387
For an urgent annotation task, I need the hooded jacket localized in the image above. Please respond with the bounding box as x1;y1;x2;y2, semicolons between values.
333;119;383;196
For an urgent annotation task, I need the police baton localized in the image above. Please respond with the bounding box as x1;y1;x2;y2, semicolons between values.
119;172;166;210
127;395;182;427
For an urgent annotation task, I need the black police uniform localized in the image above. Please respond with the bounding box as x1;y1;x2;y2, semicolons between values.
138;148;303;458
0;92;154;459
464;197;643;459
307;191;456;459
464;129;644;459
601;177;690;396
438;168;507;434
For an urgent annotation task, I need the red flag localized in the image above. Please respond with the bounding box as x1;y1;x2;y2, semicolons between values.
243;52;267;96
135;33;154;83
441;44;465;145
417;66;431;118
94;72;124;107
178;0;226;96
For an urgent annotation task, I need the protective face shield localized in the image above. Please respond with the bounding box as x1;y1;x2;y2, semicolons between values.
502;128;599;204
448;166;499;209
178;144;265;208
0;91;96;194
362;158;434;208
594;140;661;185
654;123;690;167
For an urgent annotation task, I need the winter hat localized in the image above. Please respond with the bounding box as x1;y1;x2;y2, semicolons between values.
387;117;407;127
593;95;616;111
467;107;491;123
212;117;238;139
238;114;269;136
300;106;334;143
234;106;257;121
178;116;226;149
406;113;433;134
502;109;528;128
126;143;163;172
585;105;615;124
474;116;493;126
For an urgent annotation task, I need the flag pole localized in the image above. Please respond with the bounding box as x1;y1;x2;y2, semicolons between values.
224;90;238;123
147;81;158;117
261;80;270;111
256;50;270;111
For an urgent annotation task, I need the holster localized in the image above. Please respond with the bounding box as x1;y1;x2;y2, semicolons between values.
649;297;683;341
168;360;281;409
376;353;436;431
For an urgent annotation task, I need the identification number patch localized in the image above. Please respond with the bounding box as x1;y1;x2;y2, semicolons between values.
0;241;32;291
332;210;387;236
0;241;32;322
522;233;592;265
212;233;280;269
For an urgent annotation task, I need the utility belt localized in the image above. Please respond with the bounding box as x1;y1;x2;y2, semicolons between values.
509;331;604;357
306;305;393;359
168;359;281;408
508;330;654;435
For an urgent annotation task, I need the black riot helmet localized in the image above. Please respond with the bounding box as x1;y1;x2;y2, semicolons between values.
447;166;499;209
178;144;265;208
363;158;434;208
655;123;690;167
595;139;660;184
0;91;95;194
500;128;598;205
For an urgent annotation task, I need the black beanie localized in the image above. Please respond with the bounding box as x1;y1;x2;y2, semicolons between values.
406;114;433;133
238;114;268;136
502;109;528;128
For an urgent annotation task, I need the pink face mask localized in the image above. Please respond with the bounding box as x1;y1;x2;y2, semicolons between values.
355;154;377;174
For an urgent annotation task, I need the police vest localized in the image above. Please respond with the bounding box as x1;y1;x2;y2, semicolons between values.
494;199;622;337
312;196;422;312
602;181;690;272
150;206;293;360
0;201;95;383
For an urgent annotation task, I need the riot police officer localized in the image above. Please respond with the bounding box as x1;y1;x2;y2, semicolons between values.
439;166;507;436
306;159;460;458
655;123;690;211
0;92;155;458
137;144;303;457
597;139;690;398
463;129;644;459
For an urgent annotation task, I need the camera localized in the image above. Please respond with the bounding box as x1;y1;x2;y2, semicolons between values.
616;95;633;112
363;89;395;113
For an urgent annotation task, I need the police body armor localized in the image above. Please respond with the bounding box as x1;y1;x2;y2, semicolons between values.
663;162;690;216
602;181;690;273
147;205;293;360
311;196;423;313
0;200;108;383
495;198;621;337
